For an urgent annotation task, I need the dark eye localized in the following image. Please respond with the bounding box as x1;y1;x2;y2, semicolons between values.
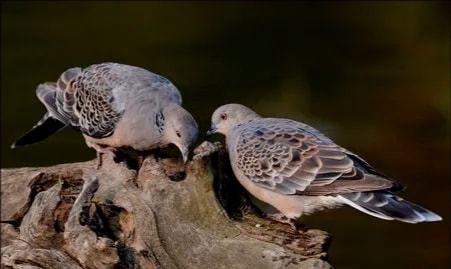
220;113;228;120
176;131;181;137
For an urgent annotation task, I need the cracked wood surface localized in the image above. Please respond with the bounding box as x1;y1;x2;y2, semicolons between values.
1;142;332;269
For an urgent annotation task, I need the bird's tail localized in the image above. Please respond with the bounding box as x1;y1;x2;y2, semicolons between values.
337;191;442;223
11;80;71;148
11;113;66;148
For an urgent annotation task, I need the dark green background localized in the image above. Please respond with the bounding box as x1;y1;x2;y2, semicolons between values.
1;2;449;268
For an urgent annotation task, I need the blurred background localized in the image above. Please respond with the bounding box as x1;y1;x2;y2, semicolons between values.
1;2;449;268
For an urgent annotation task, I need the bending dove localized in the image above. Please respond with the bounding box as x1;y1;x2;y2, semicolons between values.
208;104;441;226
12;63;198;167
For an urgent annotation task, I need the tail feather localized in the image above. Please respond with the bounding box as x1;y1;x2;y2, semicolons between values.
36;82;68;123
11;113;66;148
338;191;442;223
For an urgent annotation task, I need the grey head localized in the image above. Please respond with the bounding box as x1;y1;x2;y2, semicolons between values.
208;104;260;136
161;103;199;162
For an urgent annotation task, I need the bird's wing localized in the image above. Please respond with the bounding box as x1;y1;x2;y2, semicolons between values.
37;64;125;138
71;64;128;138
233;118;396;195
117;62;183;105
147;73;182;105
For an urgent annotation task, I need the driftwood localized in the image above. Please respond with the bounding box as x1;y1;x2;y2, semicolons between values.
1;141;332;269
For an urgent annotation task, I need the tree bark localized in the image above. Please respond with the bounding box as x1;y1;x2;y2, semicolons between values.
1;141;332;269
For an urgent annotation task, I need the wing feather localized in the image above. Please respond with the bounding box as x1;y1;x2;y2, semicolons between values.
233;118;396;195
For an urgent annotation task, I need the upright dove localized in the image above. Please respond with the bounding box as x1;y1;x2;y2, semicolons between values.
12;63;198;166
208;104;441;225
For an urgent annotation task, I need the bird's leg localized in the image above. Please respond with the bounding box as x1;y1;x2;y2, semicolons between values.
95;144;115;170
263;212;299;231
96;151;104;170
135;154;145;168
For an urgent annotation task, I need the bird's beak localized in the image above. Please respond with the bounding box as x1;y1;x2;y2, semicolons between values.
172;143;189;163
175;144;190;164
206;126;217;136
182;149;189;164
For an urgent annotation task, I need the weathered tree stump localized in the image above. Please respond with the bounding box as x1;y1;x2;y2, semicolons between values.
1;142;332;269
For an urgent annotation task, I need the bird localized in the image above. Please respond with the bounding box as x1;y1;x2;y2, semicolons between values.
11;63;198;168
207;103;442;226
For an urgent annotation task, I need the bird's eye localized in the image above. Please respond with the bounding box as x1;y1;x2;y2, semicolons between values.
176;131;181;137
220;113;228;120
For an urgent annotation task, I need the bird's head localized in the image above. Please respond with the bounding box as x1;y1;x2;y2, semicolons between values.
208;103;260;136
162;103;198;163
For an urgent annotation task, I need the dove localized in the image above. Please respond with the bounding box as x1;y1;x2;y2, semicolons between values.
208;104;442;226
12;63;198;167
